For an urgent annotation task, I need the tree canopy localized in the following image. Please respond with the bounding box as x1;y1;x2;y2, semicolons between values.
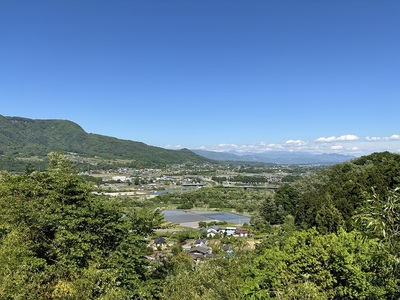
0;152;163;299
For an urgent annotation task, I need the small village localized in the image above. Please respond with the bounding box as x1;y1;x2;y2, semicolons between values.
148;224;253;263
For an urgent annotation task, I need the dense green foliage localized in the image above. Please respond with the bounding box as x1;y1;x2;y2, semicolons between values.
250;152;400;232
154;187;275;213
292;152;400;231
0;153;163;299
354;187;400;275
245;228;398;299
160;239;251;299
0;115;212;171
160;228;399;299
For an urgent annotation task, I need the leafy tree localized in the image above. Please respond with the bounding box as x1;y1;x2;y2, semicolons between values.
354;187;400;298
259;192;285;225
246;229;397;299
355;187;400;252
0;152;162;299
275;184;299;216
315;196;344;234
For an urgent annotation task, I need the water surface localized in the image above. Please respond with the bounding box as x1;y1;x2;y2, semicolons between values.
162;209;250;226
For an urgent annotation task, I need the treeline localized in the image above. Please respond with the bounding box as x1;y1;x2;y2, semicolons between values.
212;175;269;184
0;155;48;172
154;186;274;212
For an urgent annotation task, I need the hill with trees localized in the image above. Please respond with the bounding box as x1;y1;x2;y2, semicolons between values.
0;115;212;171
259;151;400;232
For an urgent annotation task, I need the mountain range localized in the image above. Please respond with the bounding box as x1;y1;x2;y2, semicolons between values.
1;115;355;171
192;149;355;165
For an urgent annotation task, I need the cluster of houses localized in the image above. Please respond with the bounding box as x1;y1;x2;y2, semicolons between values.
200;225;251;238
150;237;215;261
149;226;251;262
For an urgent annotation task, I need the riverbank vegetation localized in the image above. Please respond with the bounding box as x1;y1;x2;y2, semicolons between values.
154;186;274;212
0;152;399;299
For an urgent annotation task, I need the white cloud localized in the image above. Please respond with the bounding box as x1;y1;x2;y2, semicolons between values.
366;134;400;141
218;143;239;148
266;143;285;150
331;145;343;150
286;139;307;145
164;144;182;149
316;134;359;142
315;136;336;142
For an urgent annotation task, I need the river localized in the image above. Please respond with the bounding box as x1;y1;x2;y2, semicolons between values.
162;209;251;227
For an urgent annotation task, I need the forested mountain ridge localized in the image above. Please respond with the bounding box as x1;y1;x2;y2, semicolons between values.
0;115;212;169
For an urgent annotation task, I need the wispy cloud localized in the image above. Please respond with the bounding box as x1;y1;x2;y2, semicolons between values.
331;145;343;150
365;134;400;141
286;139;308;146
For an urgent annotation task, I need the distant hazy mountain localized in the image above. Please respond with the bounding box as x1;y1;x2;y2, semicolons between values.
0;115;212;169
192;149;355;165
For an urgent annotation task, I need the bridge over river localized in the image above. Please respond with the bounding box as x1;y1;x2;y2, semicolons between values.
222;185;279;191
180;183;279;191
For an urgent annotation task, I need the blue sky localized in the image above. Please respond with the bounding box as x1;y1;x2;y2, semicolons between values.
1;0;399;156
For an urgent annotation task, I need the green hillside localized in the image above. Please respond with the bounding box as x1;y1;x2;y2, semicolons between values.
0;115;212;170
260;151;400;232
